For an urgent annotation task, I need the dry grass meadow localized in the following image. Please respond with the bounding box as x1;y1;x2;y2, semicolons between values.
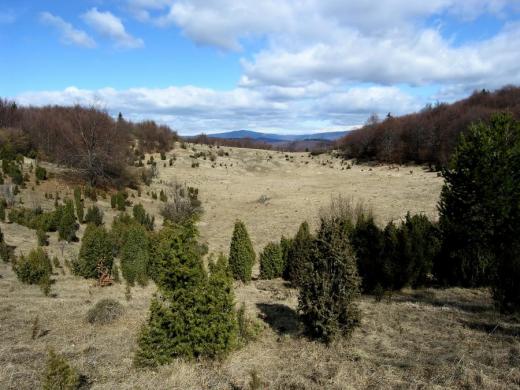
1;144;519;389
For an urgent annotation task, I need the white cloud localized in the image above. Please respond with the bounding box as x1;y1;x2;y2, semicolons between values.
241;27;498;87
128;0;516;48
315;87;420;115
40;12;96;48
30;1;520;134
15;84;418;135
124;0;520;92
83;8;144;48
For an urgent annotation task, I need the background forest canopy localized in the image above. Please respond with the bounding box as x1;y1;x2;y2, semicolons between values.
0;100;179;186
337;86;520;167
2;85;520;185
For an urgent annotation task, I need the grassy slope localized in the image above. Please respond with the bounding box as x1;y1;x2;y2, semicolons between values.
0;145;518;389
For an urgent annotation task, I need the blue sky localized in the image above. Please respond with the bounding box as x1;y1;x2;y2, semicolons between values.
1;1;520;135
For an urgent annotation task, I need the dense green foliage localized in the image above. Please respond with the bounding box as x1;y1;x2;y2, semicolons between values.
0;198;5;221
73;187;83;223
0;227;11;262
438;113;520;312
259;242;284;279
8;163;23;185
8;206;61;232
120;224;150;286
351;212;440;292
284;221;313;286
396;214;441;288
84;205;103;226
135;224;237;365
36;228;49;246
111;191;126;211
74;224;113;279
350;213;386;292
133;203;154;230
279;236;292;268
35;165;47;181
58;200;78;242
228;220;255;282
42;349;81;390
13;247;52;294
110;213;139;254
299;216;361;342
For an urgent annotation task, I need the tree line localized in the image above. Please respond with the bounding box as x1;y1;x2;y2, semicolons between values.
337;86;520;166
0;100;178;186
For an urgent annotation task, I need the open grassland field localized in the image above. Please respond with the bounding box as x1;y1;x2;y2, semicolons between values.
159;145;444;256
1;144;519;389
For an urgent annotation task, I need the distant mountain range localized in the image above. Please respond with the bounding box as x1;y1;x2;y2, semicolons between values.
204;130;350;144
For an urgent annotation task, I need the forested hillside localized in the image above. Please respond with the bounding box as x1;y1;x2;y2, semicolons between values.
338;86;520;166
0;100;178;185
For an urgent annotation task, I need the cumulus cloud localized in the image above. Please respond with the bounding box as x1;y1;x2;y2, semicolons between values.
83;8;144;48
31;1;520;133
40;12;96;48
128;0;516;47
241;27;506;88
16;84;418;134
125;0;520;91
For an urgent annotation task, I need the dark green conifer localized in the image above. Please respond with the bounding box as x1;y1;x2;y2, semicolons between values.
75;224;113;279
73;187;83;223
437;113;520;312
135;226;237;365
58;200;78;242
84;205;103;226
228;220;255;282
284;221;312;286
259;242;284;279
299;217;361;342
120;224;150;286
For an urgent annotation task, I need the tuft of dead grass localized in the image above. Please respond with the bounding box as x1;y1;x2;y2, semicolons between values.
86;298;124;325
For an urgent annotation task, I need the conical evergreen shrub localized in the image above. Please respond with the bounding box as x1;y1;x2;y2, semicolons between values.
279;236;292;267
0;198;6;221
284;221;313;286
120;224;150;286
437;113;520;312
13;247;52;285
84;205;103;226
206;254;238;353
0;227;11;262
58;200;78;242
42;349;81;390
74;224;113;279
132;203;154;230
259;242;284;279
73;187;83;223
398;213;441;288
135;226;237;366
228;220;255;282
350;213;385;293
299;217;361;342
147;221;200;283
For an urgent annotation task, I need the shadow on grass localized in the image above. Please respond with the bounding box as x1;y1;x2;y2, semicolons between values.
460;320;520;338
394;290;493;314
256;303;302;336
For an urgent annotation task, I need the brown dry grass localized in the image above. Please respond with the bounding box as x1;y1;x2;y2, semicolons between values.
0;144;518;389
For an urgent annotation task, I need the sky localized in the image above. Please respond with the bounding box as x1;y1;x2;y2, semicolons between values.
1;1;520;135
